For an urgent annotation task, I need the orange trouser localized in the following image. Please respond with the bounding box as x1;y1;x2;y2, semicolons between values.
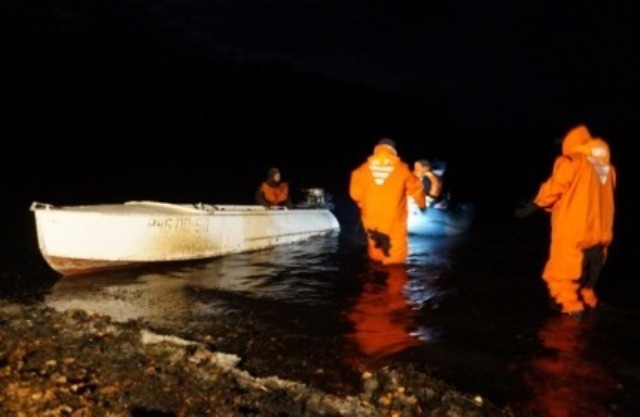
543;243;604;313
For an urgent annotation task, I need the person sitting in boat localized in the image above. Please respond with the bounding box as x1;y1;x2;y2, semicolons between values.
255;167;293;209
413;159;443;208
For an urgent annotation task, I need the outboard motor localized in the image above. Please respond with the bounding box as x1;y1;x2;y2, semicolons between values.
298;188;334;209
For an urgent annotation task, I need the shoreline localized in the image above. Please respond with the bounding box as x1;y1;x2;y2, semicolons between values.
1;300;508;416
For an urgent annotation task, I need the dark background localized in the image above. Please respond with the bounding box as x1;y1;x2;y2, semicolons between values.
1;6;638;413
1;1;636;231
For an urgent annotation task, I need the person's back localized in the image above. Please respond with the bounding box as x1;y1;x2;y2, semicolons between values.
534;129;615;247
515;124;616;317
256;167;292;209
350;138;426;264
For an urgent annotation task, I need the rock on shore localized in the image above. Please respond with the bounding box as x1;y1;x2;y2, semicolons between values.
0;301;509;416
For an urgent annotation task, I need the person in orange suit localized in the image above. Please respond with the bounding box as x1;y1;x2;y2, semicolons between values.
350;138;426;265
515;125;616;318
255;167;292;209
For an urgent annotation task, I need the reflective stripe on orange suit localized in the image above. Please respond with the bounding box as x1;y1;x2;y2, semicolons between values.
350;144;426;264
533;126;616;313
259;182;289;205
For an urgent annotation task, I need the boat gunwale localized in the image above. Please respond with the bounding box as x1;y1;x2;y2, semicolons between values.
31;201;338;216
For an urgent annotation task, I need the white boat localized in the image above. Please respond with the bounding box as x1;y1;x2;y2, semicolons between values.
408;200;475;236
31;199;340;276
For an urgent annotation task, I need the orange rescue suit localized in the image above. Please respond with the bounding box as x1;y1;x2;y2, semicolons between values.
350;144;426;264
258;181;289;206
533;125;616;313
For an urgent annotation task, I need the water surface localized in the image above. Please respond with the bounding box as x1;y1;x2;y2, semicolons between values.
7;215;636;416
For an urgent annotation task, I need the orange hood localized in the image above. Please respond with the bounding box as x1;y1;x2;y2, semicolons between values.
367;144;400;166
576;137;611;164
561;125;592;155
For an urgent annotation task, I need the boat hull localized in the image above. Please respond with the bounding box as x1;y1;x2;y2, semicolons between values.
31;201;340;276
408;201;474;236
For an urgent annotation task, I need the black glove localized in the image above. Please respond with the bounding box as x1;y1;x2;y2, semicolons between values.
514;201;540;218
366;229;391;257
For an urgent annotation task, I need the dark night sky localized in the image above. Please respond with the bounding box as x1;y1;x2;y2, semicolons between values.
1;1;637;224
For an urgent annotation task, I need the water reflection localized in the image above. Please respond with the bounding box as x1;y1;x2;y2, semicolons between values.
45;233;345;330
406;235;459;310
522;315;618;417
45;269;223;328
342;236;455;368
39;230;633;414
344;264;423;362
45;233;454;356
407;234;462;268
